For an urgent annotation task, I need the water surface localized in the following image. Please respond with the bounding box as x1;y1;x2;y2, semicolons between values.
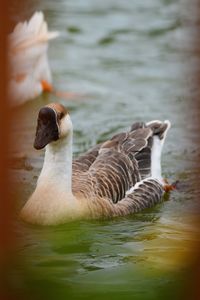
10;0;200;299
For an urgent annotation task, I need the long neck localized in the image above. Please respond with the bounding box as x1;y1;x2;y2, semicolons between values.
37;131;73;193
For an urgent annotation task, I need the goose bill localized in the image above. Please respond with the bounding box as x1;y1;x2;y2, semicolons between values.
34;107;59;150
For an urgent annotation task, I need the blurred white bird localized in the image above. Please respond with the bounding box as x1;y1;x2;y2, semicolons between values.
8;11;59;106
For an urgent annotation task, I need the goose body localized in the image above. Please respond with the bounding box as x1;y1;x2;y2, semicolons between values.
8;12;59;106
20;103;171;225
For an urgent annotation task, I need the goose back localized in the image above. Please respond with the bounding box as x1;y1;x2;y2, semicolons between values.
72;121;167;204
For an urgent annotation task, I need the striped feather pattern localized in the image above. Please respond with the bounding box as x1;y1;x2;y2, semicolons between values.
73;144;102;173
115;178;164;216
72;120;169;212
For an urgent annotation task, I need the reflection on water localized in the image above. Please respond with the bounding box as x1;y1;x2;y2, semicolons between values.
10;0;200;299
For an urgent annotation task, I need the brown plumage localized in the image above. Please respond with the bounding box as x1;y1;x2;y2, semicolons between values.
21;103;171;225
72;121;168;216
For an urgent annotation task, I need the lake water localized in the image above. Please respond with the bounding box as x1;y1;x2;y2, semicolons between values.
10;0;200;299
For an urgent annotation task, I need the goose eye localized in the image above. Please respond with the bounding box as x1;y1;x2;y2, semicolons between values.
58;112;64;120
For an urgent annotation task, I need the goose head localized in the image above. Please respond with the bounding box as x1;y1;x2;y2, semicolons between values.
34;103;72;150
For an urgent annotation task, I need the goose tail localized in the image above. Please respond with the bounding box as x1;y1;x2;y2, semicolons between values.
115;178;164;216
146;120;171;185
9;11;59;51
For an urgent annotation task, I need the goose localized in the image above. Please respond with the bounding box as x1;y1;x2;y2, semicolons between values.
20;103;174;225
8;11;59;106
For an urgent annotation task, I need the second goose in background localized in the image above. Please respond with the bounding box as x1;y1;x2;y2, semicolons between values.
8;11;59;106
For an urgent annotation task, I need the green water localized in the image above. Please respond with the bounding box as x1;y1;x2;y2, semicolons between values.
10;0;200;299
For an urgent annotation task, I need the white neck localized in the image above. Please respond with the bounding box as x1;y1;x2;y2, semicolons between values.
20;117;87;225
37;131;73;193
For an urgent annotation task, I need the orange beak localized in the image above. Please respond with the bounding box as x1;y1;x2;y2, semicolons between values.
41;80;53;93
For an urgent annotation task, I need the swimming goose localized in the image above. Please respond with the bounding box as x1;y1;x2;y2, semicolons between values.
20;103;173;225
8;11;59;106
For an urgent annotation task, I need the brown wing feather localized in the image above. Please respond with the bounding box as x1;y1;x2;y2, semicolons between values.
72;120;168;205
88;149;140;203
73;143;102;173
115;178;164;215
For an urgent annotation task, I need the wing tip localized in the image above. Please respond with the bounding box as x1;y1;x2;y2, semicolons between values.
146;119;171;140
164;120;171;129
